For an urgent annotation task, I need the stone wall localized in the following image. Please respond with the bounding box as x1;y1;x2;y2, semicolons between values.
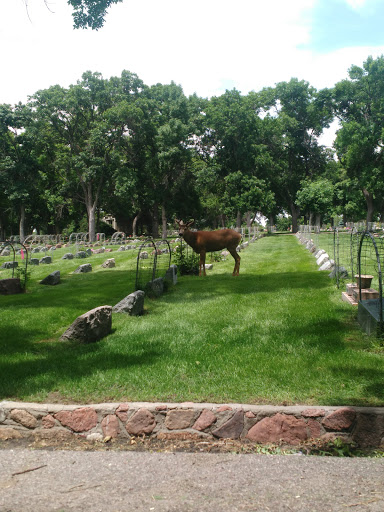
1;401;383;448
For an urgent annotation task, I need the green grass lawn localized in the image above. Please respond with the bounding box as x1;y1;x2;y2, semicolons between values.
1;235;383;406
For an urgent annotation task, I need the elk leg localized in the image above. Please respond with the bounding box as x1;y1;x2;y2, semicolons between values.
228;248;240;276
199;250;206;276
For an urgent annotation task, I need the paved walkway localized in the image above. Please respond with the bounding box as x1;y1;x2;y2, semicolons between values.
1;448;383;511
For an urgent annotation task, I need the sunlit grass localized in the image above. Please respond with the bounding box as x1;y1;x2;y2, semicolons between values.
1;235;383;406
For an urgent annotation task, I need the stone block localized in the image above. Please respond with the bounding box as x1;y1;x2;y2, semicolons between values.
246;413;309;445
55;407;98;432
212;409;244;439
319;260;333;271
60;305;112;343
145;277;164;297
126;408;156;435
113;290;145;315
0;278;22;295
316;253;329;266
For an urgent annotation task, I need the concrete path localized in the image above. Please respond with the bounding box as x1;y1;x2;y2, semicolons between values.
1;449;383;511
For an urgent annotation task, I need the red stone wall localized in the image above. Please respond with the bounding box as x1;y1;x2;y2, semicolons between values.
1;402;383;448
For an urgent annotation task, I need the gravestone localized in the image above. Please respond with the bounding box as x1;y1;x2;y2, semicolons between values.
145;277;164;297
60;305;112;343
101;258;115;268
1;261;18;269
29;258;39;266
40;270;60;286
0;278;22;295
62;253;74;260
39;256;52;264
73;263;92;274
165;264;177;285
75;251;88;259
113;290;145;315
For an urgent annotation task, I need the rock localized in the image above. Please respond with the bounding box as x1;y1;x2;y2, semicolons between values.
87;432;103;442
40;270;60;286
116;403;130;423
314;249;326;259
39;256;52;264
139;251;148;259
60;305;112;343
1;261;18;269
126;408;156;435
42;414;56;429
212;409;244;439
246;413;308;445
113;290;145;316
205;264;213;270
0;278;22;295
29;258;39;265
55;407;98;432
165;409;196;430
10;409;37;429
101;414;120;438
101;258;115;268
322;407;356;431
85;249;92;256
75;251;88;259
302;408;326;418
193;409;217;431
1;249;10;256
165;264;177;285
62;253;74;260
0;428;23;440
117;246;126;251
73;263;92;274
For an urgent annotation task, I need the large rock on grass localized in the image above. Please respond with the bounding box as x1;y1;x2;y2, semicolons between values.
60;305;112;343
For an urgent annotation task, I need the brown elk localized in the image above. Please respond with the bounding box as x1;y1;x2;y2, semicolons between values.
175;219;241;276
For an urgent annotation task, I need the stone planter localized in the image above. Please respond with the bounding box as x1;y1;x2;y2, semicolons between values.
355;274;373;289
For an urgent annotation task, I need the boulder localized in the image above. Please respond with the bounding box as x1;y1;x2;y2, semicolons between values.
40;270;60;286
113;290;145;316
73;263;92;274
62;253;74;260
60;305;112;343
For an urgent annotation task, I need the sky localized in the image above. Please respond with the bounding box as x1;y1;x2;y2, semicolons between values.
1;0;384;145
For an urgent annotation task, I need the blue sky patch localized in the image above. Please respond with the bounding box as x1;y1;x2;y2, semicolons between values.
302;0;384;52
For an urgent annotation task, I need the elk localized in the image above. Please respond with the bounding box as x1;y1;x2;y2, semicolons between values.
175;219;241;276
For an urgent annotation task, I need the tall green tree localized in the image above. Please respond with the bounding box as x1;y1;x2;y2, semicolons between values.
261;79;333;232
68;0;123;29
333;55;384;225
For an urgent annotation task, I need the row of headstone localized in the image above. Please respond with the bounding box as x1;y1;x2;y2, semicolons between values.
295;233;348;278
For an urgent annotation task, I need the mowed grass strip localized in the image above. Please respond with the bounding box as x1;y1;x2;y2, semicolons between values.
0;235;383;406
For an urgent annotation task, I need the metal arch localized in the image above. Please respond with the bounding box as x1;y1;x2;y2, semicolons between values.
0;240;29;285
135;238;157;291
357;230;383;330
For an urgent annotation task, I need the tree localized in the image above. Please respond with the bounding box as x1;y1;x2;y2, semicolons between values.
31;71;131;241
296;177;335;227
333;55;384;225
0;103;41;241
68;0;123;29
261;79;333;232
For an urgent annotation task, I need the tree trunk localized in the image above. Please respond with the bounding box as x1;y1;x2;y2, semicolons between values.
315;213;321;228
362;188;374;228
152;205;159;238
132;212;141;238
19;204;26;243
88;203;96;242
236;211;242;229
161;205;167;239
289;203;300;233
